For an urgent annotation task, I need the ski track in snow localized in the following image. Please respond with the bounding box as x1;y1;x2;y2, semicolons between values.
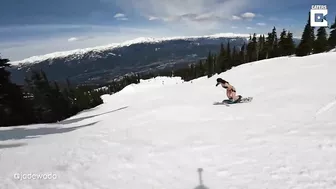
1;52;336;189
316;98;336;116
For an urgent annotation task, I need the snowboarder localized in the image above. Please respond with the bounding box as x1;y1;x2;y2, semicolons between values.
216;78;242;103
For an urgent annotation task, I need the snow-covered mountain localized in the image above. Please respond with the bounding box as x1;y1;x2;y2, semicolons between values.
1;51;336;189
7;33;258;85
9;33;252;66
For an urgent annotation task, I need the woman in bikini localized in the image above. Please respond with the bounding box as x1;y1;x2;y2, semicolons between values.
216;78;242;102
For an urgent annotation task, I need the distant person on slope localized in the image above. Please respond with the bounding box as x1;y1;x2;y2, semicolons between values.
216;78;242;102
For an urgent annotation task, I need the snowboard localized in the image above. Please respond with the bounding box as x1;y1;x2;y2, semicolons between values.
213;97;253;105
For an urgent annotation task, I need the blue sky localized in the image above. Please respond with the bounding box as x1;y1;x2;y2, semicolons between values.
0;0;335;61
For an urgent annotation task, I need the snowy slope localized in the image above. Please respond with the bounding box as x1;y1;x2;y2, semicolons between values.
9;33;252;66
1;52;336;189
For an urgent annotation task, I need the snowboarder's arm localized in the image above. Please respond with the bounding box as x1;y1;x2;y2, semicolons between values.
223;83;231;90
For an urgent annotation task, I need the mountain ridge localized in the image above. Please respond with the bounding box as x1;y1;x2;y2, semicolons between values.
7;32;300;85
10;33;254;66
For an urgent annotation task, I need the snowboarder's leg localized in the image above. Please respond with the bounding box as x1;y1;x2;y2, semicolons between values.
226;90;231;100
229;91;241;102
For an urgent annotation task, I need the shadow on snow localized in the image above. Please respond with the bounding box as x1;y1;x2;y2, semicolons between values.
0;121;98;142
194;168;210;189
0;106;129;149
0;143;28;149
59;106;129;125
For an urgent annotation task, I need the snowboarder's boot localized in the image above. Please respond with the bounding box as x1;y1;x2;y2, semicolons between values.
233;95;242;103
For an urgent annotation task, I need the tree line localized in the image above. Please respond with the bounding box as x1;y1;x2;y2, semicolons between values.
1;13;336;126
1;58;103;127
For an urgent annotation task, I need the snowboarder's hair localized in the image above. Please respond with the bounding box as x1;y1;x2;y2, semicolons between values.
216;78;228;86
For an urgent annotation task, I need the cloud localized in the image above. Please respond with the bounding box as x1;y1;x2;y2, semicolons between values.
114;0;263;30
231;26;238;29
246;26;253;30
148;16;160;20
162;13;224;22
231;15;242;20
147;13;224;23
67;36;95;42
68;37;79;42
241;12;256;19
114;13;128;21
114;13;126;18
256;22;266;26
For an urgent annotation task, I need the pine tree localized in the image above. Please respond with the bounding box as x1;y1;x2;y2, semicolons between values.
0;56;34;126
232;46;238;66
207;51;214;78
212;54;216;74
259;35;268;59
252;33;258;61
278;29;287;56
50;81;72;120
217;43;227;72
25;70;56;122
239;43;246;63
213;54;220;74
191;64;197;79
270;27;279;58
226;41;232;69
328;16;336;50
311;23;316;46
285;31;296;55
257;35;263;60
265;33;271;58
246;34;258;62
199;60;205;76
246;35;253;62
226;41;231;61
313;27;328;53
296;12;315;56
